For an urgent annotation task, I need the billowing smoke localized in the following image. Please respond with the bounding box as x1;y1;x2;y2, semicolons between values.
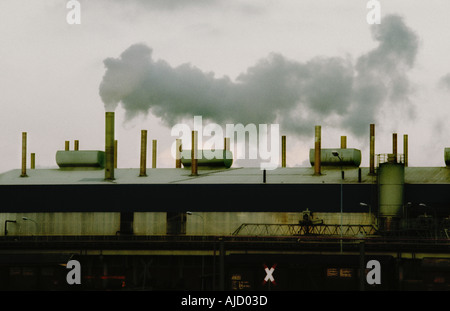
99;14;418;138
438;73;450;91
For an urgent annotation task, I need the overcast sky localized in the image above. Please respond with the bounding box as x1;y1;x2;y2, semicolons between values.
2;0;450;173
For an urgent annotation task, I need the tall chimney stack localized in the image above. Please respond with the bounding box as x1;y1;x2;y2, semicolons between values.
139;130;147;177
403;134;408;167
176;139;182;168
341;136;347;149
152;139;157;168
281;135;286;167
224;137;230;151
105;112;115;180
20;132;27;177
114;140;118;168
314;125;321;175
191;130;198;176
30;153;35;169
393;133;398;162
370;124;375;175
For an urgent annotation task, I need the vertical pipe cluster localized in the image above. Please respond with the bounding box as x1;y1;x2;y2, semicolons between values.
139;129;147;177
191;130;198;176
370;124;375;175
105;112;115;180
20;132;27;177
281;135;286;168
314;125;321;175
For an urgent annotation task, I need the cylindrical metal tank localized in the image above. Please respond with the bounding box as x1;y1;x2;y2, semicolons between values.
181;149;233;168
309;148;361;167
56;150;105;168
378;162;405;231
444;148;450;166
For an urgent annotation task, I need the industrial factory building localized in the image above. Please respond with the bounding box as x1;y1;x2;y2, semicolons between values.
0;113;449;291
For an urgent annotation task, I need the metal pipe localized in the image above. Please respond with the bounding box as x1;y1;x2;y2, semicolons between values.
74;140;79;151
224;137;230;151
393;133;398;162
139;130;147;177
191;130;198;176
65;141;70;151
370;124;375;175
30;153;35;169
152;139;157;168
403;134;408;167
224;137;231;161
281;135;286;167
114;140;118;168
341;136;347;149
176;139;182;168
105;112;115;180
21;132;27;177
314;125;321;175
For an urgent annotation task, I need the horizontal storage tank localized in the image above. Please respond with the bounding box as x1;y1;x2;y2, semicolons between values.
309;148;361;167
445;148;450;166
56;150;105;168
181;149;233;168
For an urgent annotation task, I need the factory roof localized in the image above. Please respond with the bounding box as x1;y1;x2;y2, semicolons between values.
1;165;450;185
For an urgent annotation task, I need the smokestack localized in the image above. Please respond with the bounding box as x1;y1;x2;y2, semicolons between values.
393;133;398;162
74;140;79;151
314;126;321;175
114;140;118;168
152;139;157;168
65;141;70;151
224;137;230;151
281;135;286;167
370;124;375;175
31;153;35;169
139;130;147;177
20;132;27;177
105;112;115;180
176;139;182;168
403;134;408;167
341;136;347;149
191;130;198;176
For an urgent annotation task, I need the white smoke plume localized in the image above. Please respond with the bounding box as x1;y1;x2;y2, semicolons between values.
99;14;418;138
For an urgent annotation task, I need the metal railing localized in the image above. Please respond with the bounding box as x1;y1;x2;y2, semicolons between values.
232;223;378;237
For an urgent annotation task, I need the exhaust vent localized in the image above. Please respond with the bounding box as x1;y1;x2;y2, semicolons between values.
105;112;115;180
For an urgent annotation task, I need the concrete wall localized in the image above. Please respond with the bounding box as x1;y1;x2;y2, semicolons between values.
1;212;373;236
1;212;120;236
